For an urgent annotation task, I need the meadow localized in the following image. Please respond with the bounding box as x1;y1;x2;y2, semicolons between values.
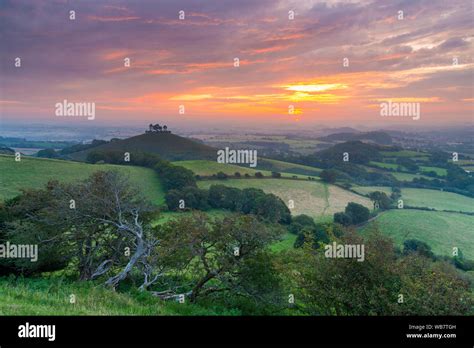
352;186;474;213
362;210;474;259
0;155;165;205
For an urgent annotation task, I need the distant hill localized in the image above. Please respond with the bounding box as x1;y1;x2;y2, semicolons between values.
0;146;15;155
318;131;393;145
68;132;217;161
315;141;392;163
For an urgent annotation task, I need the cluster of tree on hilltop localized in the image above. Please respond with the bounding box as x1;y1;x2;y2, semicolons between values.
146;123;170;133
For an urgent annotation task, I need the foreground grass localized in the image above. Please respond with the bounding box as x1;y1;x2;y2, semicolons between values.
0;277;238;315
0;155;165;205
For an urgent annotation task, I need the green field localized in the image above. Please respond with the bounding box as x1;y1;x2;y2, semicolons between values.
370;161;446;177
420;166;447;176
362;210;474;259
380;150;430;160
173;160;264;176
364;164;431;182
352;186;392;196
0;155;165;205
369;161;398;170
352;186;474;213
174;159;320;180
270;233;297;252
390;172;432;182
258;158;322;176
456;160;474;165
198;178;372;220
400;188;474;212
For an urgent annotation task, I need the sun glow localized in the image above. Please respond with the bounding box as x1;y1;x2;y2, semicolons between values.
283;83;347;92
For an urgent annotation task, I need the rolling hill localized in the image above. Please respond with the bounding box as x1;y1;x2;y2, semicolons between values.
68;132;217;161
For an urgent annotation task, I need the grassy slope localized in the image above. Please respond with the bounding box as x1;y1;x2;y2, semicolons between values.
198;178;372;220
0;155;165;205
352;186;474;213
362;210;474;259
0;277;236;315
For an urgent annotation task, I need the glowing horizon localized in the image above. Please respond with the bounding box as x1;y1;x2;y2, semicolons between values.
0;0;473;127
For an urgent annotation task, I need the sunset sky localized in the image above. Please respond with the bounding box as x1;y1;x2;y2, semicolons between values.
0;0;473;128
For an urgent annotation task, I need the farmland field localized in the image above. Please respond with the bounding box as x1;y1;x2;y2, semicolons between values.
369;161;398;170
380;150;430;160
400;188;474;212
352;186;474;213
173;160;264;176
175;159;320;179
362;210;474;259
352;186;392;196
390;172;432;181
0;155;165;205
259;158;322;176
419;166;447;176
198;178;372;220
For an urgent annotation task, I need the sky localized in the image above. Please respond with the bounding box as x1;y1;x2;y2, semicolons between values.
0;0;473;129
